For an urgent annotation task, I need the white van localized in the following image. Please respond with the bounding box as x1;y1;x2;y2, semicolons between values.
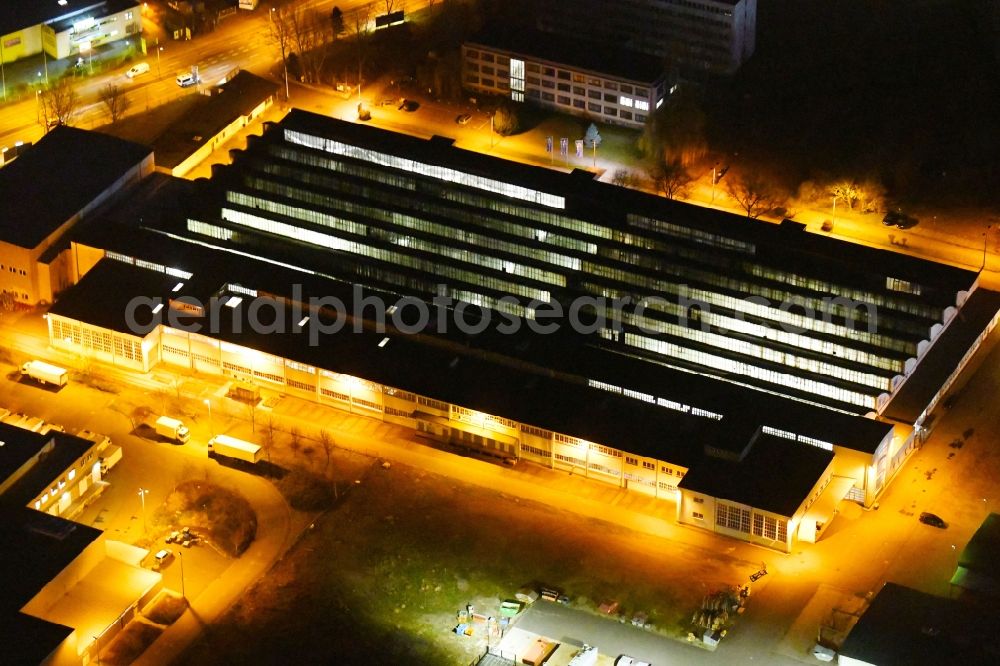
126;62;150;78
175;71;198;87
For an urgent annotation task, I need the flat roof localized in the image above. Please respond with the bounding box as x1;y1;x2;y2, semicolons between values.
958;513;1000;583
0;507;102;614
882;288;1000;423
0;433;94;507
55;225;895;456
839;582;999;665
467;26;666;84
0;613;73;665
0;422;51;486
677;435;834;516
47;1;141;34
153;71;278;169
0;125;151;249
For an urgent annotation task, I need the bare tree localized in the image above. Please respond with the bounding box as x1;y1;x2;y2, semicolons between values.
726;173;784;220
269;6;294;97
99;83;131;123
41;77;80;128
382;0;396;14
287;6;334;84
318;429;336;475
648;161;692;200
262;417;276;463
350;3;373;93
245;399;258;432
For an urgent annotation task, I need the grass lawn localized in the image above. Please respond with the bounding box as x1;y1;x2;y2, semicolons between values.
182;460;756;665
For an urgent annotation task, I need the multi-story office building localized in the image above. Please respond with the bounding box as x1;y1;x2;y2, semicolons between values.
538;0;758;76
35;113;1000;552
463;28;668;129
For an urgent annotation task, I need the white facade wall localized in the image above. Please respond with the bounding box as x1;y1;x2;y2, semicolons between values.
50;314;692;499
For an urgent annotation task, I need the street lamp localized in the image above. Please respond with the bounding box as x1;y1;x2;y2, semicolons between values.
832;195;838;226
156;43;163;79
178;550;186;599
711;162;719;203
204;398;213;437
982;224;993;271
138;488;149;536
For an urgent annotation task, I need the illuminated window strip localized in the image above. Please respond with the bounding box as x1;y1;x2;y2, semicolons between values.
285;129;566;209
586;378;723;420
231;184;584;273
105;250;194;280
244;161;598;256
761;425;834;451
622;331;877;409
218;209;551;303
618;312;892;392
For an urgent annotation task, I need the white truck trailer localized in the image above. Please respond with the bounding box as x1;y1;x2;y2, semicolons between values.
21;361;69;387
208;434;263;463
154;416;191;443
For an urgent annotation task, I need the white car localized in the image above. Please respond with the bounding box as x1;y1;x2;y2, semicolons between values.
811;644;836;662
126;62;150;78
615;657;651;666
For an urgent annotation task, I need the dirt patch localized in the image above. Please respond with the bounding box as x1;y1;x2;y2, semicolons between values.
275;469;336;511
182;461;755;665
154;480;257;557
102;620;162;666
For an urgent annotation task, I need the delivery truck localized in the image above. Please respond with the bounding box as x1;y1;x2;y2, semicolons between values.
154;416;190;444
21;361;69;387
208;434;263;463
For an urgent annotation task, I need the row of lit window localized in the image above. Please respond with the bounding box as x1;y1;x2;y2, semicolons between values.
284;130;566;209
621;331;877;409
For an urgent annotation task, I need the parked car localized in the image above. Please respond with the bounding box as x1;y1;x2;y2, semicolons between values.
165;530;181;544
882;210;919;229
811;644;836;662
153;549;174;569
919;512;947;529
615;657;650;666
456;113;471;125
126;62;150;79
398;99;419;112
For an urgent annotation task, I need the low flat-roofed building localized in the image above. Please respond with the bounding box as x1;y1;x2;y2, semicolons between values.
951;513;1000;598
153;70;278;177
839;582;998;666
677;431;835;551
0;0;141;64
0;507;102;665
463;26;667;128
0;125;152;305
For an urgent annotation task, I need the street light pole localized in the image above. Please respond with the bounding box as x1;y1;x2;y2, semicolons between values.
138;488;149;536
982;224;993;271
178;550;186;599
832;195;838;226
204;398;213;437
